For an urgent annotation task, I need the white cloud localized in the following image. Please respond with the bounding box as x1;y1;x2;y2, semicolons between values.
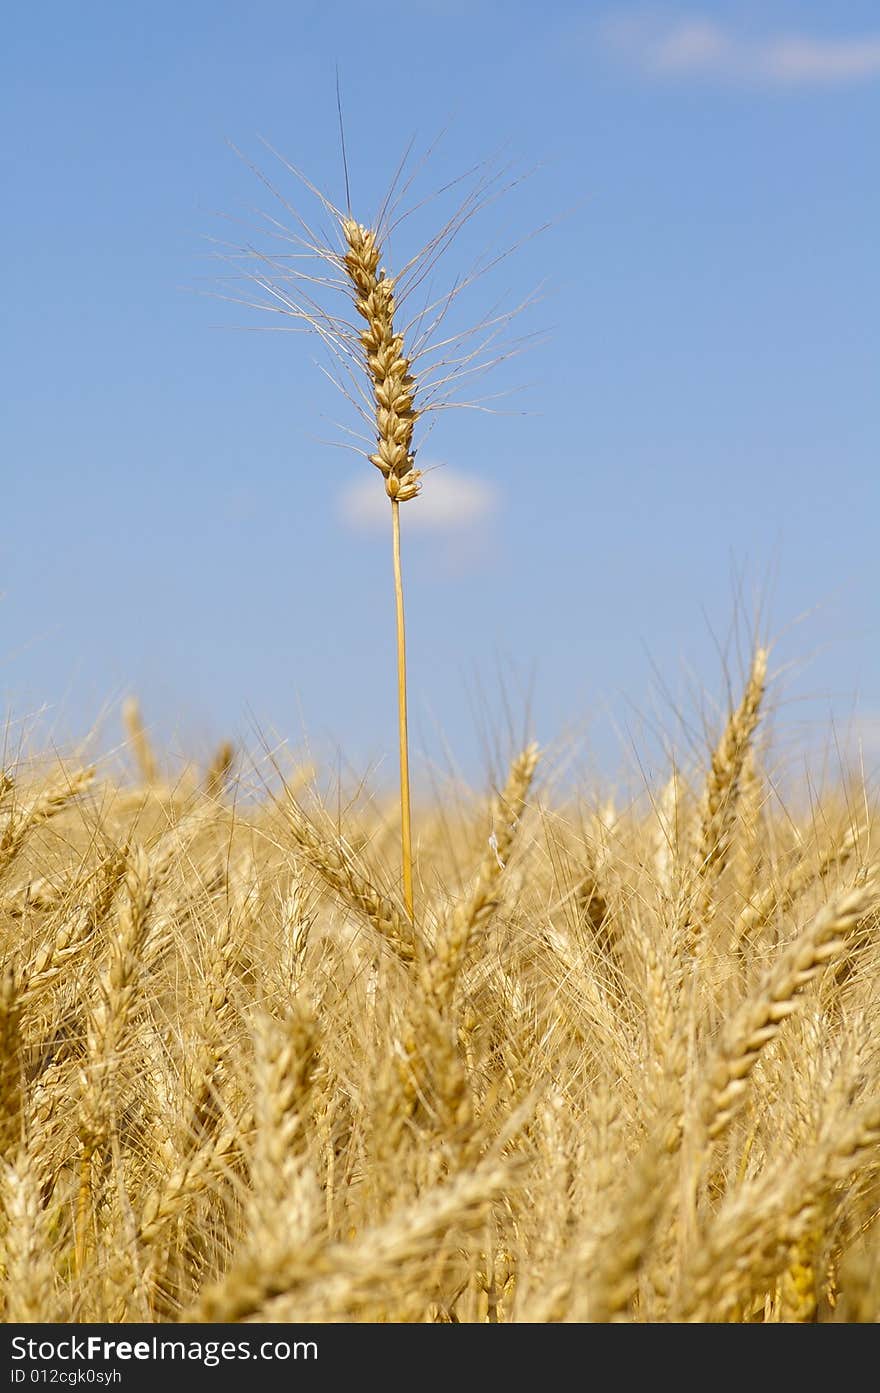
649;18;734;73
762;36;880;84
604;14;880;86
338;467;498;534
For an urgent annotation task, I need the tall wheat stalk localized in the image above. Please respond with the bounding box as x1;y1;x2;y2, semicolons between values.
221;137;528;922
340;219;421;919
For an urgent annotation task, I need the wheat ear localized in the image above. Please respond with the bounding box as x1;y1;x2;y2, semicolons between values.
697;649;768;877
777;1231;821;1322
75;846;156;1271
681;647;767;954
0;766;95;880
138;1120;243;1249
19;846;127;1008
1;1148;57;1322
122;697;158;786
736;821;862;946
425;743;540;1008
700;878;879;1143
248;1006;319;1253
682;1092;880;1321
580;1135;670;1322
285;802;416;961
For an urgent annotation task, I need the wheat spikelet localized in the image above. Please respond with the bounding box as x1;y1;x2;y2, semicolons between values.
653;768;684;899
425;743;539;1007
696;648;768;880
522;1119;671;1323
630;921;682;1094
677;648;767;957
579;1134;669;1322
19;846;127;1009
682;1092;880;1320
275;869;314;995
341;221;422;503
1;1148;57;1322
573;846;629;1015
138;1120;243;1250
285;801;416;961
700;879;879;1144
0;766;95;879
0;874;63;916
75;846;157;1270
733;749;764;906
180;859;252;1140
736;821;862;945
777;1232;820;1322
78;848;157;1140
122;697;158;786
248;1005;319;1253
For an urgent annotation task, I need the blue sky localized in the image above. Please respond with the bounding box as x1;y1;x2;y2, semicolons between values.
2;1;878;791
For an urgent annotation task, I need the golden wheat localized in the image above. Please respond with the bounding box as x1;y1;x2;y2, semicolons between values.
0;640;878;1326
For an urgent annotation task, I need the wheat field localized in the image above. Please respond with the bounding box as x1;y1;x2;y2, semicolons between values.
1;650;879;1324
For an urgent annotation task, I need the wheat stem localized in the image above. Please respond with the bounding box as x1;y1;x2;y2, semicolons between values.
391;498;415;922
